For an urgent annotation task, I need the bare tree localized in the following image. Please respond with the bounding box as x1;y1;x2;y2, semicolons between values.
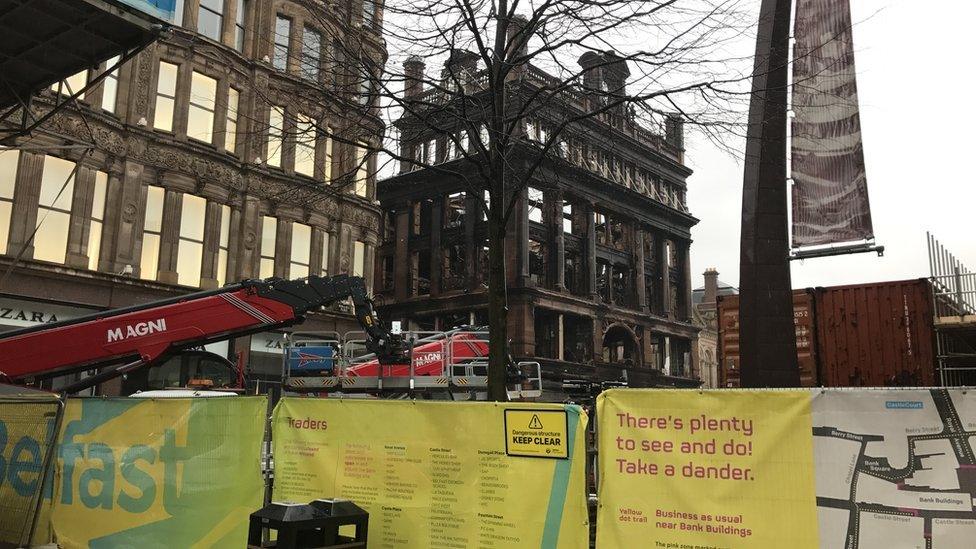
250;0;753;399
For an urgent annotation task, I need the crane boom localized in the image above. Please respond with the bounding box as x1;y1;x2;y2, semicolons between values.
0;274;406;389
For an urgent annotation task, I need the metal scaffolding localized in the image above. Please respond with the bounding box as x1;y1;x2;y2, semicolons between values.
927;232;976;386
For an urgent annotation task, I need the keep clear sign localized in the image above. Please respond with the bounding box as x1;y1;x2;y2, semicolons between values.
505;409;569;458
272;398;589;549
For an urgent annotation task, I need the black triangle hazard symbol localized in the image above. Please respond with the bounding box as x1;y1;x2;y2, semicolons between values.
528;414;544;429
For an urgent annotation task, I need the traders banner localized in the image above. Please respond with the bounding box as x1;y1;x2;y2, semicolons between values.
597;388;976;548
791;0;874;248
48;397;266;548
272;398;589;548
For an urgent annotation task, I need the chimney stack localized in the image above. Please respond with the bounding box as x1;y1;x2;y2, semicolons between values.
702;268;719;307
506;15;530;61
403;56;426;99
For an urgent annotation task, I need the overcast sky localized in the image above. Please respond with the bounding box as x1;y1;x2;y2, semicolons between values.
687;0;976;290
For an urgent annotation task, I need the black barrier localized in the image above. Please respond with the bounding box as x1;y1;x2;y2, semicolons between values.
0;393;64;547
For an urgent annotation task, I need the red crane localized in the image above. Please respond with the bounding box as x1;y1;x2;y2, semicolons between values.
0;275;407;393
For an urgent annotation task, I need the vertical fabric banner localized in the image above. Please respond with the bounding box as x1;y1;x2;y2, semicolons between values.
596;389;819;548
49;397;266;548
791;0;874;247
272;398;589;548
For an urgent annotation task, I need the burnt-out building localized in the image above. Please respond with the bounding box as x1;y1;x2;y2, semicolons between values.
375;50;701;393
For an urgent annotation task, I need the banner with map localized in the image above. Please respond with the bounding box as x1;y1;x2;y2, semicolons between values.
597;388;976;548
791;0;874;248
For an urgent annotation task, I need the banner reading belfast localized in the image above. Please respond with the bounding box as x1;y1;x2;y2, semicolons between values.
272;398;589;549
597;389;976;548
791;0;874;247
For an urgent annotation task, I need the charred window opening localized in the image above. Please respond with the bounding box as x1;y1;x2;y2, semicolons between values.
610;219;626;250
645;274;656;312
409;315;436;331
562;202;575;234
411;250;431;296
611;265;630;305
472;309;488;326
563;315;592;363
441;311;469;330
670;338;690;376
383;211;395;243
595;211;608;246
597;261;611;303
648;335;665;370
528;187;544;224
381;254;394;290
534;308;559;359
478;241;489;284
444;192;466;229
602;325;637;366
643;232;654;261
529;238;547;286
411;200;433;236
443;243;466;291
565;252;581;294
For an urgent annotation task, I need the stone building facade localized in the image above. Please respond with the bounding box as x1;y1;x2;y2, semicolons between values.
375;51;701;392
0;0;386;390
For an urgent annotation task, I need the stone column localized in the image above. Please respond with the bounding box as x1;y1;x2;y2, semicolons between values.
363;232;378;293
112;161;146;276
465;193;478;290
233;194;261;280
327;220;341;276
429;197;443;296
275;218;290;278
584;202;597;299
65;164;96;269
393;207;410;300
681;242;693;321
546;190;565;291
6;151;44;257
658;233;671;318
98;163;124;273
310;227;326;276
635;229;647;310
156;189;182;285
199;200;223;289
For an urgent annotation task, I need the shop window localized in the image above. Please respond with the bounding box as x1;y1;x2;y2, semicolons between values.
273;15;291;71
153;62;178;131
34;156;75;264
353;240;366;277
302;27;321;81
260;216;277;278
140;185;165;280
294;114;316;177
198;0;223;41
323;126;333;182
188;72;217;143
101;56;120;113
176;194;206;286
88;171;108;271
354;142;369;197
267;105;284;167
0;149;19;254
289;222;312;278
234;0;248;51
216;205;231;286
225;87;240;153
363;0;377;28
51;70;87;98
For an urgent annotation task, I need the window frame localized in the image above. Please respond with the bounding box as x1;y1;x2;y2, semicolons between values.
273;15;291;71
259;215;277;278
197;0;224;42
153;61;179;132
187;71;218;144
34;156;76;265
140;185;166;280
88;170;109;271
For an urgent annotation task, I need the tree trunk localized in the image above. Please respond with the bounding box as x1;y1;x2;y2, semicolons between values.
486;197;509;401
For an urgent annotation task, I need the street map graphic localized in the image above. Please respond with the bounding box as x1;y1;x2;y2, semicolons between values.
813;389;976;549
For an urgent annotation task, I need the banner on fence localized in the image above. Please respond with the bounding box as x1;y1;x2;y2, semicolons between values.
272;398;589;548
597;388;976;548
49;396;266;548
0;395;61;547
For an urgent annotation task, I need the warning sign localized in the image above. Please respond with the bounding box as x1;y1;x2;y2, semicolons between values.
504;409;569;458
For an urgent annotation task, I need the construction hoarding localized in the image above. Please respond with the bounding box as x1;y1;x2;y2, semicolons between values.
597;388;976;548
45;397;265;548
272;398;589;548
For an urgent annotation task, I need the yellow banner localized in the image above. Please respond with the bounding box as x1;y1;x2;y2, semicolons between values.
596;389;818;548
272;398;589;548
49;397;266;548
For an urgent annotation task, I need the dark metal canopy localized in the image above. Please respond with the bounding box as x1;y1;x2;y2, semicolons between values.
0;0;165;110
